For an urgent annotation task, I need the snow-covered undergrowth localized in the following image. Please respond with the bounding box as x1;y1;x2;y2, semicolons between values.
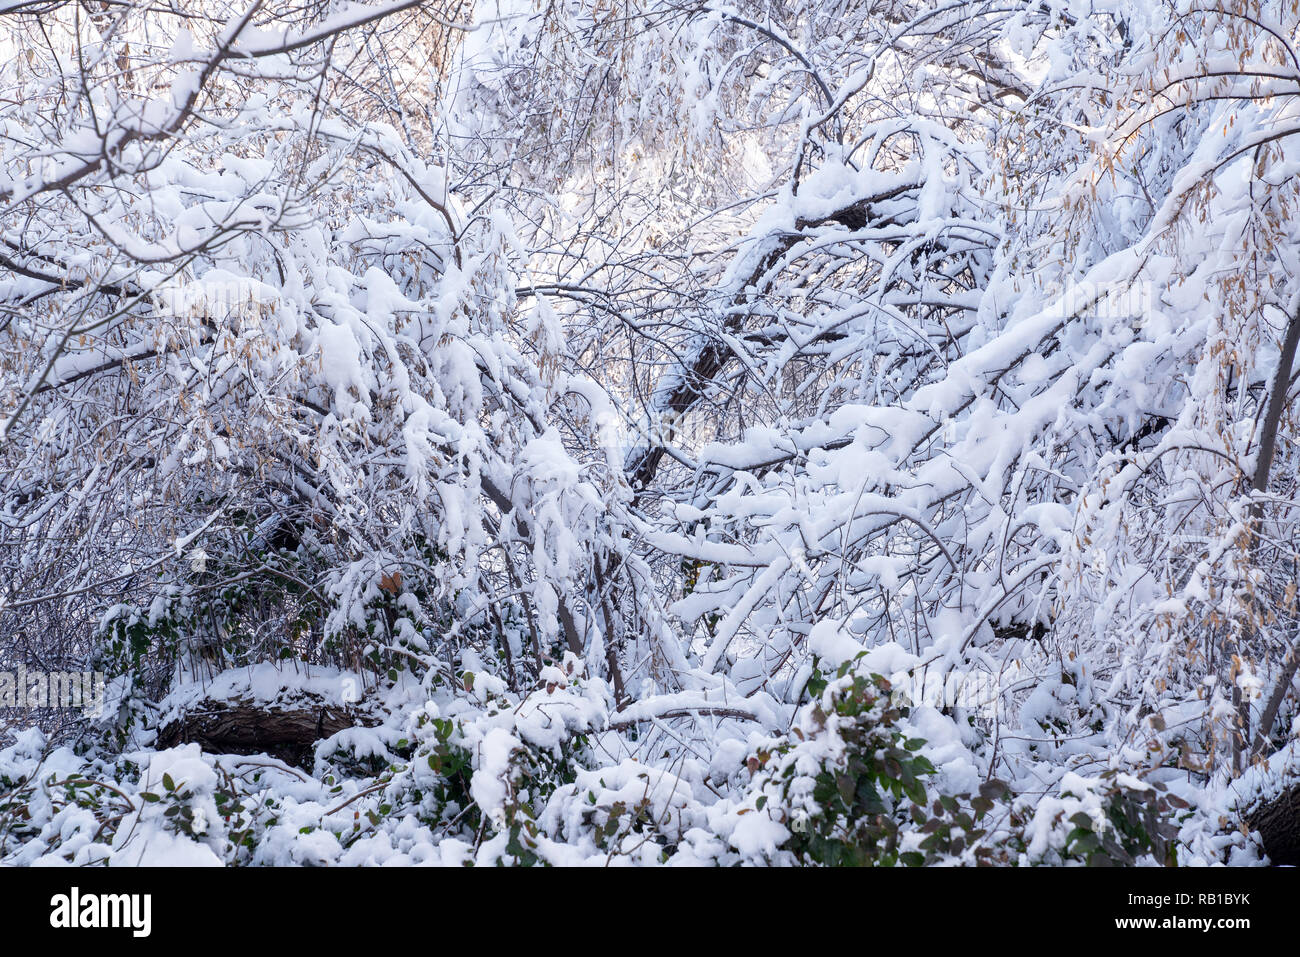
3;1;1300;866
0;647;1264;865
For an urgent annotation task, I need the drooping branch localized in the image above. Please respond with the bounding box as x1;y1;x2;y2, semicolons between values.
479;474;585;658
622;182;923;495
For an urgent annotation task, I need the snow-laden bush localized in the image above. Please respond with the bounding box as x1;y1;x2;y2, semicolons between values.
737;660;1012;866
3;653;1248;867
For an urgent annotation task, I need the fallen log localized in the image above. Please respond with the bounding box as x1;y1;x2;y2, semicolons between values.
1244;782;1300;866
1231;739;1300;865
156;696;377;769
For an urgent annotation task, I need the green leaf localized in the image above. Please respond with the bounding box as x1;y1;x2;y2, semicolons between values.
836;773;856;807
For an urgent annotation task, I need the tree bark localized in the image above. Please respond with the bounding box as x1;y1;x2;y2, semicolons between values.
1245;782;1300;866
1242;300;1300;766
157;698;377;768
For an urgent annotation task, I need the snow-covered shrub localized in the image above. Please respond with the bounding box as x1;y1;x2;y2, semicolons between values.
363;655;606;865
737;658;1011;866
1020;770;1186;867
539;759;704;865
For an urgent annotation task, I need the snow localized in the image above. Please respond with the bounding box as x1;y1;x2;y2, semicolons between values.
2;0;1297;869
156;664;373;728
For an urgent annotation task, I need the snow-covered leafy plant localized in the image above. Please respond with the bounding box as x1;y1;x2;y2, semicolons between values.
740;658;1011;866
1020;771;1186;867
